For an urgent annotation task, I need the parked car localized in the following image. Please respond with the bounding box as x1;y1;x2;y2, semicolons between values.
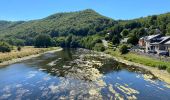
158;51;169;56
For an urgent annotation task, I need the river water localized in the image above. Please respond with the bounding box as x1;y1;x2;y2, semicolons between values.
0;48;170;100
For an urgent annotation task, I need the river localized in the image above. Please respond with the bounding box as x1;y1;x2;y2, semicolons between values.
0;48;170;100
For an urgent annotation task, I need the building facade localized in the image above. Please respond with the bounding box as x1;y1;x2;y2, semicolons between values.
139;34;170;56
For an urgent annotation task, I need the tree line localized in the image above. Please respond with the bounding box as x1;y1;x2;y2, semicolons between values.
1;10;170;53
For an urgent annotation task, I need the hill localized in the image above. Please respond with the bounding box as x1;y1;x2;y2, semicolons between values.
117;12;170;36
0;21;25;31
0;9;115;45
0;9;170;48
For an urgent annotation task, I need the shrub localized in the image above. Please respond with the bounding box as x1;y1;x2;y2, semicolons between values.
112;36;120;45
119;44;129;54
127;34;138;45
93;43;105;52
157;65;167;70
0;42;12;53
167;67;170;73
121;29;129;37
17;46;21;51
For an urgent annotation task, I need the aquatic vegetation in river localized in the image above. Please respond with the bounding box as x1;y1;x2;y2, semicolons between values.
1;49;170;99
108;84;124;100
115;83;139;95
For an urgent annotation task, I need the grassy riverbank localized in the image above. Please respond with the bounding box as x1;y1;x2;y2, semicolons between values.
105;49;170;84
105;49;170;72
0;46;60;64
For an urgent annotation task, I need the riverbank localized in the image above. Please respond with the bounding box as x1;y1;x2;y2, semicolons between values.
105;49;170;84
0;46;62;66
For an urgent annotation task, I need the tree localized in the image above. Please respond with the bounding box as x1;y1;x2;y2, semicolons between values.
119;44;129;54
125;21;141;29
167;23;170;35
34;34;52;48
121;29;129;37
110;24;123;35
25;38;34;46
15;39;25;46
50;30;59;37
149;15;157;25
0;42;12;53
105;34;112;41
54;37;66;47
112;35;120;45
65;35;73;47
127;34;139;45
70;36;81;48
136;28;147;38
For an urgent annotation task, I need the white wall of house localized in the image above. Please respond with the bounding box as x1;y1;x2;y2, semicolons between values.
145;41;150;52
145;43;170;53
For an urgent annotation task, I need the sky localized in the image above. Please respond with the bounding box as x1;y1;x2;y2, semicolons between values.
0;0;170;21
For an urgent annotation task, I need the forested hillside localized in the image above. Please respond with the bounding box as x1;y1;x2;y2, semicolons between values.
0;21;25;31
100;12;170;45
129;12;170;35
0;9;115;46
0;9;170;50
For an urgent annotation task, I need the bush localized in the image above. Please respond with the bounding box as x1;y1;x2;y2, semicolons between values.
112;36;120;45
93;43;105;52
119;44;129;54
17;46;21;51
167;67;170;73
127;34;139;45
0;42;12;53
157;65;167;70
121;29;129;37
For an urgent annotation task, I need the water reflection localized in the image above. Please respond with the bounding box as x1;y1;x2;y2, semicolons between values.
0;48;170;100
26;48;157;81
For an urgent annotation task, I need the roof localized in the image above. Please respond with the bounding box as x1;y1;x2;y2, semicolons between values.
146;34;161;40
139;37;145;40
159;36;170;43
150;36;170;45
165;40;170;45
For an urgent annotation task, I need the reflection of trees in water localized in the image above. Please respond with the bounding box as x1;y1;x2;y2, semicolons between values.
98;60;158;80
57;48;74;61
124;65;157;79
30;48;157;81
98;60;122;74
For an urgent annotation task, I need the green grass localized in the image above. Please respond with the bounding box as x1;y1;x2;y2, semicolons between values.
167;67;170;73
105;49;170;73
157;65;167;70
123;53;170;67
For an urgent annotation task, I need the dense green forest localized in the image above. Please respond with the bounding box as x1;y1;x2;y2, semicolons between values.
0;9;170;51
0;9;114;46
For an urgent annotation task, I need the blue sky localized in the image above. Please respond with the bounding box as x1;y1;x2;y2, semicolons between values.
0;0;170;21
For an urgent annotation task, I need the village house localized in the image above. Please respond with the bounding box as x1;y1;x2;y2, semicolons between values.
139;34;170;56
